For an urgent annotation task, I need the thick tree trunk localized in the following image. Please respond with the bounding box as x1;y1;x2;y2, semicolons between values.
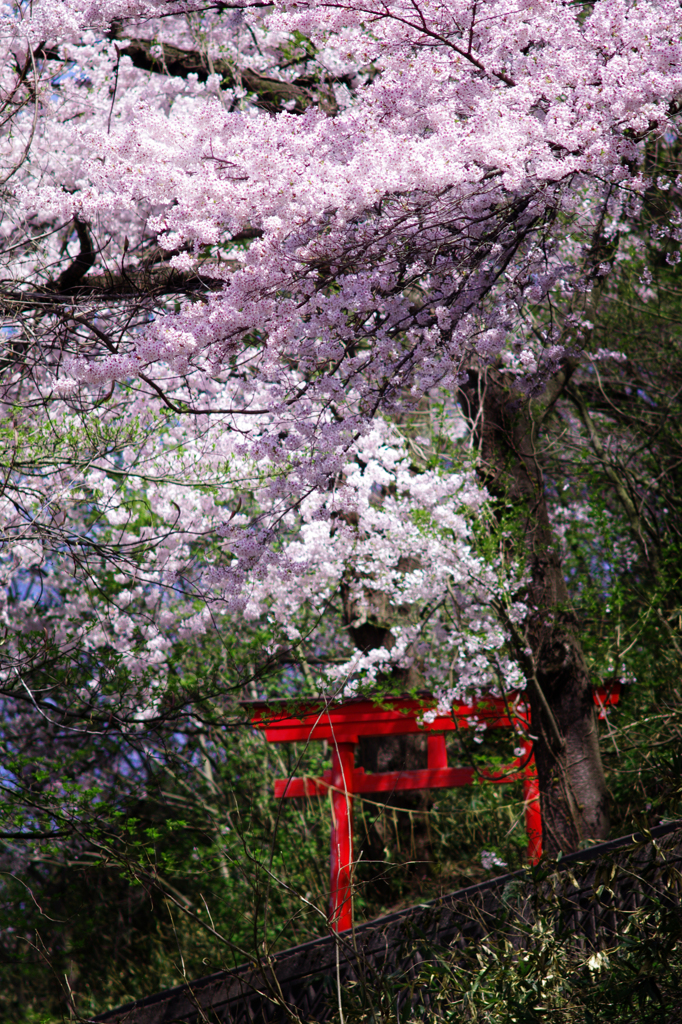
464;368;610;854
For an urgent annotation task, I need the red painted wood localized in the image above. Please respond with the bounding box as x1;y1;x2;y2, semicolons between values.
523;772;542;862
517;736;542;863
428;733;448;769
250;694;517;744
524;774;542;864
594;684;621;719
252;686;620;927
250;687;619;743
274;771;332;798
274;763;536;799
329;743;355;932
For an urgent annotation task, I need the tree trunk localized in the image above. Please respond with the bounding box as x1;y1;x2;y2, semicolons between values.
340;584;434;889
463;368;610;854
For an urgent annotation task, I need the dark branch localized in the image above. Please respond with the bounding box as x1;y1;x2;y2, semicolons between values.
51;217;96;292
114;35;339;115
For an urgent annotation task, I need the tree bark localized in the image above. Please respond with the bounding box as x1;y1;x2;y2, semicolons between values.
340;582;434;888
463;367;610;854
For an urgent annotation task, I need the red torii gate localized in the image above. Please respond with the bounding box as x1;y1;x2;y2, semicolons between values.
249;687;620;932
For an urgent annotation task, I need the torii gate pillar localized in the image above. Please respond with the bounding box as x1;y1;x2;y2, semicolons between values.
329;743;355;931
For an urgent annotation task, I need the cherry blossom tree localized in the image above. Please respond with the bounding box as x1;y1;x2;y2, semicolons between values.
2;0;682;875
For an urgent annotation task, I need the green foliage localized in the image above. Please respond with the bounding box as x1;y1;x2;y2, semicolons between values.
333;852;682;1024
